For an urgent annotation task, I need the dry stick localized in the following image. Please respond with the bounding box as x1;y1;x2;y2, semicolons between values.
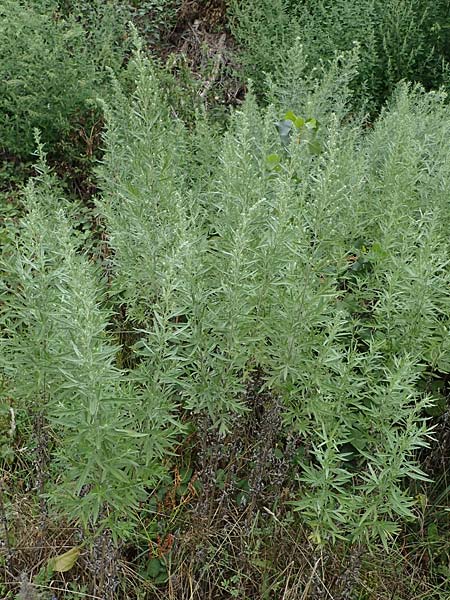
89;521;118;600
286;562;310;600
199;33;227;100
299;557;321;600
0;478;13;574
30;582;103;599
277;560;294;599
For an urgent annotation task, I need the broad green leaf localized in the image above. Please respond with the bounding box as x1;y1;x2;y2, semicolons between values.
285;110;305;129
308;139;322;155
147;557;162;578
427;522;439;543
284;110;298;122
305;117;319;130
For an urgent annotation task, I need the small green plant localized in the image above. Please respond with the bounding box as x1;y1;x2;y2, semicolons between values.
273;110;321;156
128;0;181;46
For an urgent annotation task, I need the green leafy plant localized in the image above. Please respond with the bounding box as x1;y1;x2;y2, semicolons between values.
3;25;450;597
97;53;445;545
231;0;450;110
0;144;182;534
0;0;126;157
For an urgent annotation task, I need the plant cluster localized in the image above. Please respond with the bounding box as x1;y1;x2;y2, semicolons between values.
0;0;127;158
231;0;450;111
1;143;182;534
1;2;450;598
62;53;450;547
127;0;181;46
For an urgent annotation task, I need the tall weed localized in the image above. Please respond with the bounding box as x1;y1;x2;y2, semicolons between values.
97;55;448;543
0;149;181;532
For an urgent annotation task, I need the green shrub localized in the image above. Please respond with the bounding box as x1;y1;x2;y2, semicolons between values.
97;55;447;544
3;49;450;548
230;0;301;97
0;147;181;532
231;0;450;110
0;0;126;158
57;0;129;71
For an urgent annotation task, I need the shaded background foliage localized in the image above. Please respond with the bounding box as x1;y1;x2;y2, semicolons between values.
231;0;450;112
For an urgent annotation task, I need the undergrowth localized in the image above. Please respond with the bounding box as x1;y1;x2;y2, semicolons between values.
231;0;450;112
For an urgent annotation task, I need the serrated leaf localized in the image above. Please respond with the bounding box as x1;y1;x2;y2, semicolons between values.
49;547;80;573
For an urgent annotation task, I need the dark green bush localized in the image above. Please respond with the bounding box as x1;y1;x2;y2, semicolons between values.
231;0;450;111
0;0;126;158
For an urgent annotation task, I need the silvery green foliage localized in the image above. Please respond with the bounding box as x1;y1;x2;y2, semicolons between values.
3;51;449;547
97;54;448;544
0;151;181;530
98;51;196;320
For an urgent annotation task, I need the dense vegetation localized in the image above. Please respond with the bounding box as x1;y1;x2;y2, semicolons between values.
1;1;449;598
